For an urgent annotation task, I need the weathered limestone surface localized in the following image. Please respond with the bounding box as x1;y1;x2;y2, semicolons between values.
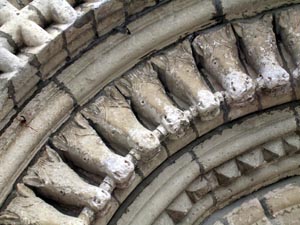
23;146;111;211
152;40;220;120
233;15;290;92
115;62;190;135
52;113;135;186
193;25;255;105
0;184;87;225
82;86;161;160
1;2;300;225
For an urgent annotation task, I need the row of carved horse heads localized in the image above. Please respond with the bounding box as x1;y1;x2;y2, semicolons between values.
1;7;300;225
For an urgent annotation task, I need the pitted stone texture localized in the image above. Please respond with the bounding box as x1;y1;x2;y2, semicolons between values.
52;113;135;186
115;62;190;136
233;15;290;93
0;184;87;225
82;86;161;161
23;146;111;212
193;25;255;105
152;40;220;120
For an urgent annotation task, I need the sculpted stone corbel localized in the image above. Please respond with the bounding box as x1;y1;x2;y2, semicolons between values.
115;62;190;136
0;184;87;225
51;113;135;187
23;146;111;212
233;15;290;92
151;40;220;120
193;25;255;105
82;86;161;161
276;8;300;79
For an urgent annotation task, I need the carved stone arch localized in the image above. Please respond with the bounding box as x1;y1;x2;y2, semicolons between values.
0;0;300;225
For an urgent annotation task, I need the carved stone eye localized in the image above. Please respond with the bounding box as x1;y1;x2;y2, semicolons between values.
212;58;218;66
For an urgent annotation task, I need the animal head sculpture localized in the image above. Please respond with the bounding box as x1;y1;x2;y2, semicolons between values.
115;62;190;136
82;86;161;161
193;25;255;105
0;184;87;225
233;15;290;92
152;40;220;120
23;146;111;212
52;113;135;187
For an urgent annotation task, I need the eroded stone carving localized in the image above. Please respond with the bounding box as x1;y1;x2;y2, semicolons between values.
0;2;51;47
233;15;290;92
52;113;135;187
0;184;87;225
277;8;300;79
193;25;255;105
82;86;161;161
23;146;111;211
152;40;220;120
115;62;190;136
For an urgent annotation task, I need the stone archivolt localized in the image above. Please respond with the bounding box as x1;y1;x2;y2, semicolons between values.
0;2;300;225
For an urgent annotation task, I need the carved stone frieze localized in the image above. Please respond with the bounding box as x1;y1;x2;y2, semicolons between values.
151;40;220;120
23;146;111;211
115;62;190;136
82;86;161;161
193;25;255;105
276;8;300;79
233;15;290;92
51;113;135;187
0;184;87;225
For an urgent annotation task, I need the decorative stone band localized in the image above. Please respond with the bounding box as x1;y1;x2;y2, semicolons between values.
1;1;300;225
0;0;300;131
120;107;300;225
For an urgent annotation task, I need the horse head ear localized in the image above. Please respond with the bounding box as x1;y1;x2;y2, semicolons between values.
45;146;62;163
232;23;243;37
104;86;125;102
151;55;168;70
23;171;45;189
0;211;21;224
16;183;36;197
192;38;205;58
224;25;236;42
181;40;193;54
115;78;132;98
